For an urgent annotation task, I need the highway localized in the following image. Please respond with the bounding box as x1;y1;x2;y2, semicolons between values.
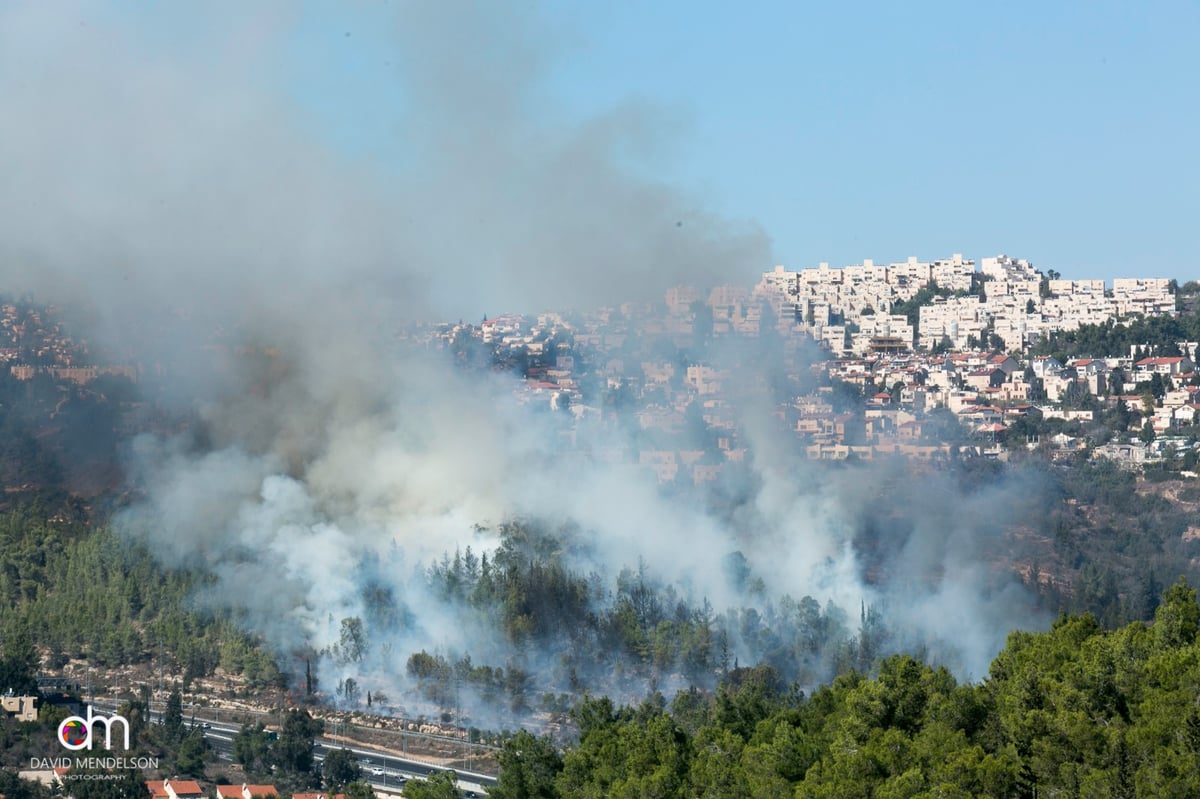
92;702;494;796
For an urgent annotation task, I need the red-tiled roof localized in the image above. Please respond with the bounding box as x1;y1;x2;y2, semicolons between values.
148;781;203;799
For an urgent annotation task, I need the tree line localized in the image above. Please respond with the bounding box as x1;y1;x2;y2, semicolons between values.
479;580;1200;798
1033;308;1200;362
0;499;284;694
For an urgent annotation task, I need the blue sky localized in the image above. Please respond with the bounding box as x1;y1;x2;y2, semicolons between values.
49;1;1200;285
549;1;1200;282
282;1;1198;282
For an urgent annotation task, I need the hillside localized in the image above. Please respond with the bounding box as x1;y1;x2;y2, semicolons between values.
483;581;1200;797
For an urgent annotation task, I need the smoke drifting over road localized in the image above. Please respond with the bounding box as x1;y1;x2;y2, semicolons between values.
1;1;1045;718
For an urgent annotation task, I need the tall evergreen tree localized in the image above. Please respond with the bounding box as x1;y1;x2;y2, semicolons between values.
162;689;184;742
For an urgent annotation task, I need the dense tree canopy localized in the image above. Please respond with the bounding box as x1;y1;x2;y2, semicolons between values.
1033;310;1200;361
473;579;1200;797
323;747;363;790
402;770;463;799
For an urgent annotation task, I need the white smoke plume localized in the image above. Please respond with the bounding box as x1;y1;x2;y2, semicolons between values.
0;0;1046;717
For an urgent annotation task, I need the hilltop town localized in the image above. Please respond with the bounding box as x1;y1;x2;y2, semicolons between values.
3;254;1199;494
412;254;1199;478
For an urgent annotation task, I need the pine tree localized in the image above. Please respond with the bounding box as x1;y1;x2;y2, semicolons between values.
163;689;184;742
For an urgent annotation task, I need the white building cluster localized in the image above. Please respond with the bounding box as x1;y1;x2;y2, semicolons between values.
753;253;1174;356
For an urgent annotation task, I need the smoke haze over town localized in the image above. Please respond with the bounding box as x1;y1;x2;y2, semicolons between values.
4;1;1198;737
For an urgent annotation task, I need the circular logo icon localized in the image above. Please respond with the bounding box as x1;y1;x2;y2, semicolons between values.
60;719;88;748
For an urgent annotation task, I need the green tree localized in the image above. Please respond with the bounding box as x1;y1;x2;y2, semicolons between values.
175;731;209;777
742;716;818;796
1153;578;1200;650
402;770;462;799
711;664;784;740
0;624;39;694
232;723;272;775
162;689;185;742
272;708;324;779
344;782;376;799
338;616;368;664
892;281;952;333
68;768;147;799
119;691;151;747
1149;372;1167;399
558;702;689;799
688;727;752;798
0;770;53;799
323;748;363;791
613;711;690;799
490;730;562;799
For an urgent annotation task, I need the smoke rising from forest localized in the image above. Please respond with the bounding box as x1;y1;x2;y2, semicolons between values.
0;1;1047;720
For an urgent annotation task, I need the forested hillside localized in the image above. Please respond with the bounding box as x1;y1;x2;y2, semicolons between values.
3;308;1200;797
396;457;1200;725
0;500;284;695
484;581;1200;798
3;454;1199;734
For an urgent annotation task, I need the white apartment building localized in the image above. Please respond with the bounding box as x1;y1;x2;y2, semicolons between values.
930;254;975;292
1111;277;1174;316
981;255;1040;282
757;254;1175;355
